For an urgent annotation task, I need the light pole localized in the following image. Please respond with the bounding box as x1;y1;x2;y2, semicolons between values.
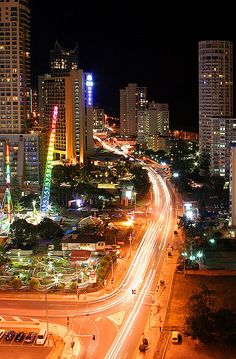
44;275;49;334
32;200;36;219
129;233;132;257
134;192;137;210
110;259;114;279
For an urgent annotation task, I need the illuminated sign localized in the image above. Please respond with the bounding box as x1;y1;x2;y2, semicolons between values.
86;73;93;106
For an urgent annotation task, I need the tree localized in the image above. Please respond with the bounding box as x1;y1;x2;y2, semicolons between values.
10;219;38;249
130;166;151;197
213;308;236;343
37;218;63;241
184;284;216;343
12;276;23;289
28;277;40;290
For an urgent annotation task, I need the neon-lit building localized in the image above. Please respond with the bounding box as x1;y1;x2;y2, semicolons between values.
40;70;94;164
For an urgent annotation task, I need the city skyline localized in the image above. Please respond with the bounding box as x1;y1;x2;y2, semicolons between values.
30;1;236;132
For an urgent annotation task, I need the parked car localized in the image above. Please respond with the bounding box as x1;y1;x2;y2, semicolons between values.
171;331;182;344
5;330;15;341
36;329;47;345
0;329;5;339
24;332;36;344
15;331;25;342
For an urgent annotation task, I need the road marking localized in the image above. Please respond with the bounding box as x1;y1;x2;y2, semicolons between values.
12;316;23;321
107;310;126;326
94;316;102;322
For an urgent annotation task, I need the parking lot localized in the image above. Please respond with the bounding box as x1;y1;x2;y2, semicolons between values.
0;328;53;359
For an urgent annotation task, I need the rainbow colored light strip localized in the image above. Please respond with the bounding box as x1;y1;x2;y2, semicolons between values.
40;106;58;213
5;143;13;224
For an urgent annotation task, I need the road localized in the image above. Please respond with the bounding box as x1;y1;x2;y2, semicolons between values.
0;166;177;359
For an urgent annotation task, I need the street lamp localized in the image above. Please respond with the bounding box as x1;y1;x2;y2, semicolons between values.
129;233;132;257
110;259;114;279
32;200;36;218
44;274;49;334
134;192;137;210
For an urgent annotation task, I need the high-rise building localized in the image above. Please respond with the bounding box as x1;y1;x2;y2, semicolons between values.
0;0;31;133
120;84;148;136
50;41;78;76
198;40;233;156
0;133;41;192
40;70;94;164
137;101;170;152
211;117;236;176
93;108;105;132
146;101;169;137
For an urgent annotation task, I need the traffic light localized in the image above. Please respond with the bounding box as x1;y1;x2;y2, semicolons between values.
71;341;75;348
92;335;96;340
67;316;70;327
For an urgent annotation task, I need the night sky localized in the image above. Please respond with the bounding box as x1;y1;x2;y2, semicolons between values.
30;1;236;132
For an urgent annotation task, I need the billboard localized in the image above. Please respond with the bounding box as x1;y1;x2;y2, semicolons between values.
89;269;97;284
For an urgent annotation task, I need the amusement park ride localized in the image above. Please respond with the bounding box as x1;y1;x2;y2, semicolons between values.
0;105;59;233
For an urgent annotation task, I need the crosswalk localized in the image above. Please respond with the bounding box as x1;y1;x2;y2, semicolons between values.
0;315;38;322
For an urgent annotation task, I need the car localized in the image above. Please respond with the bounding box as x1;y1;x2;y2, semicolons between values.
5;330;15;341
15;331;25;342
36;329;47;345
171;331;182;344
24;332;36;344
0;329;5;339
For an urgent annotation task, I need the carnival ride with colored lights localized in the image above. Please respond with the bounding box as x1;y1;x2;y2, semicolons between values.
40;105;58;213
0;143;13;233
0;106;59;233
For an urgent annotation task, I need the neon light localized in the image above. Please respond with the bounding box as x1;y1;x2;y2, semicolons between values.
0;143;13;232
86;73;93;106
40;106;58;213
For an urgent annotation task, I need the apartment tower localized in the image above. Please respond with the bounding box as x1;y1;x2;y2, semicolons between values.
198;40;233;154
0;0;31;133
120;84;148;137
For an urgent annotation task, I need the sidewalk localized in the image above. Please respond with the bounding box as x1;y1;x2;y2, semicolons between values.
133;250;179;359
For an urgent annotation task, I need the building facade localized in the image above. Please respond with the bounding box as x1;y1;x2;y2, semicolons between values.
50;41;78;76
40;70;94;164
120;84;148;137
211;117;236;176
199;40;233;162
0;133;41;193
93;108;105;132
0;0;31;133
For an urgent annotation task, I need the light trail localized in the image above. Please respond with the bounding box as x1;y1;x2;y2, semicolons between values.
105;269;155;359
73;166;172;316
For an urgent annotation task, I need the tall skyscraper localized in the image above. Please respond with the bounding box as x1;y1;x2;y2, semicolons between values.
198;40;233;155
120;84;148;137
50;41;78;76
0;0;31;133
40;70;94;164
